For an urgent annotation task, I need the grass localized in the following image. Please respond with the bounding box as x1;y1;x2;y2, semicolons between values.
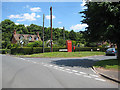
93;59;120;70
22;51;105;58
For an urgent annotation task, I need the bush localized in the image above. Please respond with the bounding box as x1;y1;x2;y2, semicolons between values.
27;41;43;47
10;47;108;55
0;49;11;54
75;47;108;52
11;47;66;55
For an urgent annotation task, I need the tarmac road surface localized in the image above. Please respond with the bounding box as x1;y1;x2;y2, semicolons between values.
2;55;118;88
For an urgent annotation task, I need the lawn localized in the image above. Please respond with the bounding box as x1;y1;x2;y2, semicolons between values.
23;51;105;58
93;59;120;70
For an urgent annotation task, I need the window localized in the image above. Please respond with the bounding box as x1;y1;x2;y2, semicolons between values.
19;35;24;40
29;36;32;41
36;37;38;41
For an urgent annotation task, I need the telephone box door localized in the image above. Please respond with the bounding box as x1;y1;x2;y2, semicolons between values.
66;40;72;52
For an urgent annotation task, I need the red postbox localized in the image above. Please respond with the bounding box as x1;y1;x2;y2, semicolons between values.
66;40;72;52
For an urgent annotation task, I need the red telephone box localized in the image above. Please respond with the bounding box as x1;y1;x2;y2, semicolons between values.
66;40;72;52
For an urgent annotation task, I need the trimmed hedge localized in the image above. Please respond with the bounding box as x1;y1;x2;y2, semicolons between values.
75;47;108;52
10;47;108;55
0;49;11;54
11;47;66;55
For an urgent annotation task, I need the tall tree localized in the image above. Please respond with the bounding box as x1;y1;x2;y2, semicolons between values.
80;2;120;59
69;30;76;40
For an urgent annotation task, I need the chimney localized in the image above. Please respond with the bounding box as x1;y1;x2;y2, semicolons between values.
37;32;39;37
13;30;16;35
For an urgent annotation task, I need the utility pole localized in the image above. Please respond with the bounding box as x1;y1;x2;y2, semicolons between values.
63;26;65;40
50;6;53;52
43;14;45;53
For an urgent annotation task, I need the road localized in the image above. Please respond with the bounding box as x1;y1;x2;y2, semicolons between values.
2;54;118;88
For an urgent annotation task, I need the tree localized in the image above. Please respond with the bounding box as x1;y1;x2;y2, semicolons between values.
69;30;76;40
80;2;120;59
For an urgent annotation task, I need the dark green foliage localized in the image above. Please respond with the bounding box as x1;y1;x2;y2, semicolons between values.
75;47;108;52
11;47;67;55
1;19;87;49
27;41;43;47
0;49;11;54
80;2;120;59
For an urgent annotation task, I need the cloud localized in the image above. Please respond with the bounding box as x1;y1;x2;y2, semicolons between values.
45;15;56;20
59;27;63;29
30;7;41;12
15;23;19;25
8;13;41;21
36;15;41;18
58;22;62;24
80;0;87;9
70;24;88;31
25;24;29;27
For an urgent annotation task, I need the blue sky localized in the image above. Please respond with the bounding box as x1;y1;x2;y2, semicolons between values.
2;1;88;32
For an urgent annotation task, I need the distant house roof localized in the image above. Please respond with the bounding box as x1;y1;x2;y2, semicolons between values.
11;30;41;44
14;34;39;42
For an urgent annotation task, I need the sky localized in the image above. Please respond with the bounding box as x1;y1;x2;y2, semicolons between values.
1;1;88;32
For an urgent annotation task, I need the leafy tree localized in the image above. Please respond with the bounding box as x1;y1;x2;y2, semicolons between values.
80;2;120;59
69;30;76;40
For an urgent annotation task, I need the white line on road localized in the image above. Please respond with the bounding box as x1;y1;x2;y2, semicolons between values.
83;75;92;78
58;67;64;69
20;58;25;60
79;72;87;74
72;70;78;73
91;68;97;74
75;73;81;75
95;78;106;82
49;65;53;67
90;74;99;78
65;69;71;71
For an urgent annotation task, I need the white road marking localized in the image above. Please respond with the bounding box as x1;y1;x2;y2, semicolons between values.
83;75;92;78
90;74;99;77
75;73;81;75
91;68;97;74
95;78;106;82
20;58;25;60
49;65;53;67
41;64;106;82
65;69;70;71
72;70;78;72
58;67;64;69
54;66;58;68
79;72;87;74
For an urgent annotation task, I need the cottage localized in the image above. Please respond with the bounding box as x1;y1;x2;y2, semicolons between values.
11;30;41;44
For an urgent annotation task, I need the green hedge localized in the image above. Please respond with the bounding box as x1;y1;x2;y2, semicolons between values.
0;49;11;54
10;47;108;55
74;47;108;52
11;47;66;55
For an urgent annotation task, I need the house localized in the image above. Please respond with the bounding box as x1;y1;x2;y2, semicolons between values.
11;30;41;44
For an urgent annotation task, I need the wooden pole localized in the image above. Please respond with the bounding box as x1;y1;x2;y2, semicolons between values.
43;14;45;53
50;6;53;52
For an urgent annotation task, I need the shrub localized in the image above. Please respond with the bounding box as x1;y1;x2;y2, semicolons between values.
75;47;108;52
0;49;11;54
27;41;43;47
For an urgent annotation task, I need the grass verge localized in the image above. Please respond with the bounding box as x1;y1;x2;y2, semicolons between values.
93;59;120;70
22;51;105;58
